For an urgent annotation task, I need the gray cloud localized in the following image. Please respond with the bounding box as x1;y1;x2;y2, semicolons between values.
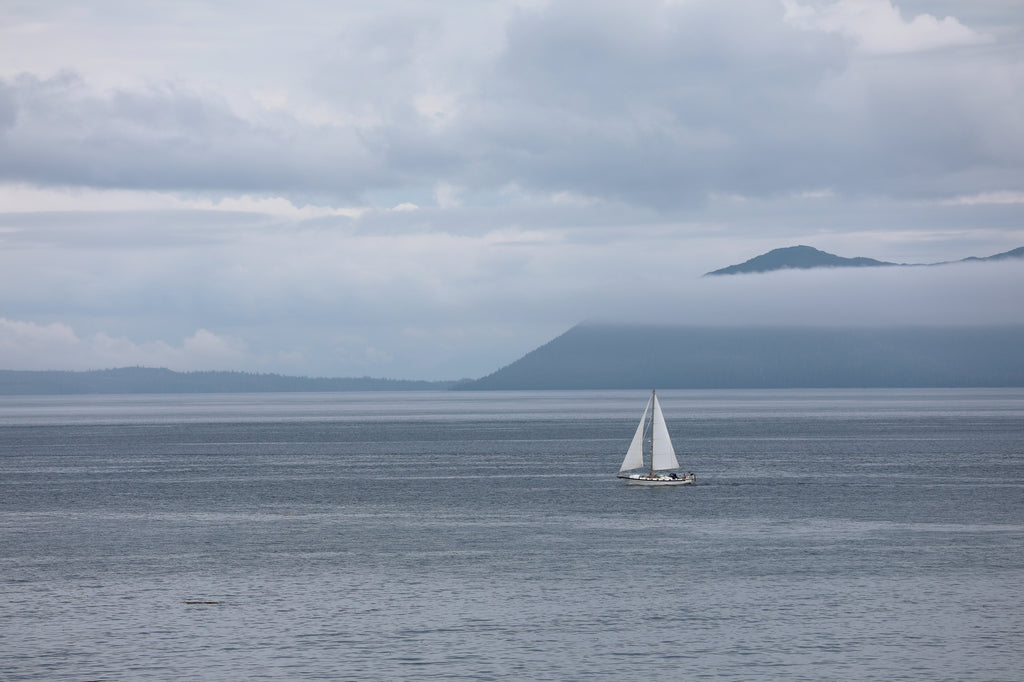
1;1;1020;209
462;1;845;204
0;73;387;198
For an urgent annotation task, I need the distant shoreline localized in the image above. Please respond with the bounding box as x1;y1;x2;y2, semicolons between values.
0;368;461;396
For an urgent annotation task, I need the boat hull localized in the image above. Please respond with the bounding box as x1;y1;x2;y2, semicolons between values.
618;473;695;486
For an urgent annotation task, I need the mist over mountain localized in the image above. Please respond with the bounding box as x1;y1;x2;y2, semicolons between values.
705;245;1024;276
458;324;1024;390
4;247;1023;394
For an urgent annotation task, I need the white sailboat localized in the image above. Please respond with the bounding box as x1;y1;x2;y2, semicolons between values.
617;390;696;485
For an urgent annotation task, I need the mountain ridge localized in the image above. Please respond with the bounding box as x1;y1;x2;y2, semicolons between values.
705;245;1024;276
5;324;1024;393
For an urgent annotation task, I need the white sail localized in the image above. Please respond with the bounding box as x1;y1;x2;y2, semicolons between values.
651;394;680;471
618;395;651;472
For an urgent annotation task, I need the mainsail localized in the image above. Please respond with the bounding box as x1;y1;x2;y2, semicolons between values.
650;394;680;471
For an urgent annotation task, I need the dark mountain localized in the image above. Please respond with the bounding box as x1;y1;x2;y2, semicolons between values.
0;367;456;395
705;245;1024;276
706;245;897;275
457;324;1024;390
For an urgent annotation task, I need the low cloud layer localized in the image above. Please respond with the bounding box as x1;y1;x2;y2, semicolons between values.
2;249;1020;378
662;260;1024;328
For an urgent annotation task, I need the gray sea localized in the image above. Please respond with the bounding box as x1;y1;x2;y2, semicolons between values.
2;389;1023;681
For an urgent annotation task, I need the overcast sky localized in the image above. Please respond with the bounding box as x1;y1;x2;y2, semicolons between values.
1;0;1023;379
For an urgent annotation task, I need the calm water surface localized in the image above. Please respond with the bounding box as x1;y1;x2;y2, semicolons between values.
2;389;1023;680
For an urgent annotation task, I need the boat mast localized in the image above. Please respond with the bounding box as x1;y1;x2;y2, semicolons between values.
649;389;655;476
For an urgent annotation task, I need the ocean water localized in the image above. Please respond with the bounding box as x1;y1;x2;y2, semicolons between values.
1;388;1023;681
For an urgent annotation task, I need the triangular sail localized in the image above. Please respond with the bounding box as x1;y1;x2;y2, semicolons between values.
651;394;680;471
618;395;651;472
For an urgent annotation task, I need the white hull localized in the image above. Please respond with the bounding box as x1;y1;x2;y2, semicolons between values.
618;473;695;486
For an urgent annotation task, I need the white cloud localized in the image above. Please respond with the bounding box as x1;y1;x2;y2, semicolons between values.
550;190;602;206
0;184;366;218
434;182;463;209
0;319;249;371
782;0;990;54
204;196;366;219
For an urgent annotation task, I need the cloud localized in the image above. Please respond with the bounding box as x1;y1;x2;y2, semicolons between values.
0;1;1019;210
939;191;1024;206
0;72;381;199
0;184;366;218
0;1;1021;379
433;182;462;209
654;260;1024;328
0;319;249;371
782;0;991;54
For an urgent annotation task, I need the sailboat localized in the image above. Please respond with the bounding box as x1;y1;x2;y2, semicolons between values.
617;390;696;485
